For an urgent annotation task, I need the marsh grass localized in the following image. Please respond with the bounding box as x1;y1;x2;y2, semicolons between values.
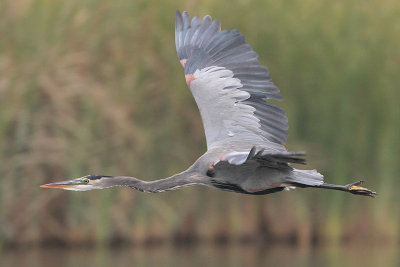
0;0;399;246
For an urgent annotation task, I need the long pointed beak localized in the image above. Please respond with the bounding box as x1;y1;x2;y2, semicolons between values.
40;179;79;189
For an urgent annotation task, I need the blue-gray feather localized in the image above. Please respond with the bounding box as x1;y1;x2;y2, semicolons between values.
175;11;288;146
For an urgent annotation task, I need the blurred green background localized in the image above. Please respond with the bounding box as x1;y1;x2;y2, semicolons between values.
0;0;399;252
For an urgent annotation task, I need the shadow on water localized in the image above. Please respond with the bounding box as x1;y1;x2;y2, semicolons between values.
1;244;399;267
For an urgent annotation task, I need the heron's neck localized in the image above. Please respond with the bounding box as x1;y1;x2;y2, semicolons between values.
110;171;206;193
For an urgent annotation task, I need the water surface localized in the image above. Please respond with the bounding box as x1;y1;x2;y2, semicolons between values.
2;244;398;267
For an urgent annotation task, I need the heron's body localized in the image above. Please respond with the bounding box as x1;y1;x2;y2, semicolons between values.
41;11;376;197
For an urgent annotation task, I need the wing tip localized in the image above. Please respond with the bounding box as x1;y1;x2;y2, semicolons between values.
175;10;183;30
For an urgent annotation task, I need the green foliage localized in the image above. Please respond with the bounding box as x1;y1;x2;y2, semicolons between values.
0;0;398;246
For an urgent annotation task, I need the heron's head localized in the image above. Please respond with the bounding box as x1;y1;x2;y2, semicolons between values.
40;175;113;191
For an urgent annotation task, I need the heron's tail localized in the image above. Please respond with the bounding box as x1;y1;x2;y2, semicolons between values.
288;169;324;186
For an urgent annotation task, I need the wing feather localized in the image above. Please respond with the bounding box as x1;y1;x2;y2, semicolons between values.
175;11;288;150
215;148;307;169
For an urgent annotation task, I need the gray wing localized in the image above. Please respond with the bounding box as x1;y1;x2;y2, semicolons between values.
214;146;306;171
175;11;288;151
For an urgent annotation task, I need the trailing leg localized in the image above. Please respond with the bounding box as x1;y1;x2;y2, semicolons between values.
314;180;376;197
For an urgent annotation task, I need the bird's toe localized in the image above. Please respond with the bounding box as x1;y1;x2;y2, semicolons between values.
346;181;376;197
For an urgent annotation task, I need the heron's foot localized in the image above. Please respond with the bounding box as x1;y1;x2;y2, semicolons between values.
345;180;376;198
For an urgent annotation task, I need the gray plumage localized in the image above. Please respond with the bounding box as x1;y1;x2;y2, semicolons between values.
41;11;376;198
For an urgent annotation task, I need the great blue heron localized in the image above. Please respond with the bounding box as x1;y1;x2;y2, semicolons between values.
41;11;376;197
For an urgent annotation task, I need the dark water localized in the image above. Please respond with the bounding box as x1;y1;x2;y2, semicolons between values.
1;244;399;267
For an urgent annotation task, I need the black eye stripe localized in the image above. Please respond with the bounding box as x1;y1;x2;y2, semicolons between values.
83;174;112;180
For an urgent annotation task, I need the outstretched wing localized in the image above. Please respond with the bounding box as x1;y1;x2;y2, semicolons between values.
175;11;288;151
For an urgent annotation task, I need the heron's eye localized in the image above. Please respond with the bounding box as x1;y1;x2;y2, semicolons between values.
83;179;89;184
